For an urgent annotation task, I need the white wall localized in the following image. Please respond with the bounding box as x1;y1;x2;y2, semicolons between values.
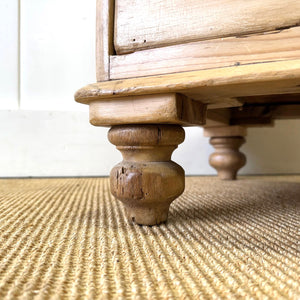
20;0;96;111
0;110;117;177
0;1;300;177
0;0;19;109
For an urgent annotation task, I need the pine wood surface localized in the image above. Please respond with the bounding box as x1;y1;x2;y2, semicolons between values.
96;0;114;81
111;27;300;79
89;93;206;126
108;125;185;225
75;60;300;106
114;0;300;54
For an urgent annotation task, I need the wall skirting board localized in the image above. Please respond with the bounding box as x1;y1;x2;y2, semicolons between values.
1;110;300;177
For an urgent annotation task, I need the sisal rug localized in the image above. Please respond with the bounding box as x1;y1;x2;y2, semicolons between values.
0;176;299;299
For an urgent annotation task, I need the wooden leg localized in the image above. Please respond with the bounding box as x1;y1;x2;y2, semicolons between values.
108;124;185;225
209;136;246;180
204;125;247;180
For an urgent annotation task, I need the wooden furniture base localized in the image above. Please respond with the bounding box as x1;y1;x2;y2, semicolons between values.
75;0;300;225
76;92;205;225
204;126;247;180
108;124;185;225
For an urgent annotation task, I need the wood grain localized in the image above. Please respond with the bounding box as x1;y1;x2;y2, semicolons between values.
75;59;300;106
114;0;300;54
96;0;114;81
109;125;185;225
89;93;206;126
111;27;300;79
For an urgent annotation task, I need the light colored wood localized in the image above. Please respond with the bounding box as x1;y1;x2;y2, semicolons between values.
96;0;114;81
75;60;300;106
204;126;247;138
209;137;246;180
111;27;300;79
89;93;206;126
108;125;185;225
114;0;300;54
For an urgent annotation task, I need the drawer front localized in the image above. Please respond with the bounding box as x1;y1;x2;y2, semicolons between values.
110;26;300;79
114;0;300;54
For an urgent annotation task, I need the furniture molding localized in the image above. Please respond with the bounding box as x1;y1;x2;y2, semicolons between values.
76;59;300;105
89;93;206;126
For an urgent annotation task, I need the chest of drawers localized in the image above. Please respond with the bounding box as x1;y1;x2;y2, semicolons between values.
75;0;300;225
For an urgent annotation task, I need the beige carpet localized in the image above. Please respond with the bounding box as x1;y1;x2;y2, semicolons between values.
0;176;299;299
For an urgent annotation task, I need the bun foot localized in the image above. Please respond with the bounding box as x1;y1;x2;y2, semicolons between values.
209;137;246;180
204;126;247;180
108;125;185;225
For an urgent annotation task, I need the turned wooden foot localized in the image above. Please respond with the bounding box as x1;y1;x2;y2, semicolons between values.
108;124;185;225
204;125;247;180
209;136;246;180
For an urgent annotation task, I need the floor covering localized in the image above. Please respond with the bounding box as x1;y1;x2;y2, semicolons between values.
0;176;299;299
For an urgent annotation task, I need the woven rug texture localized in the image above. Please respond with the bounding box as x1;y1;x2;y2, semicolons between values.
0;176;299;299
